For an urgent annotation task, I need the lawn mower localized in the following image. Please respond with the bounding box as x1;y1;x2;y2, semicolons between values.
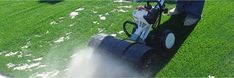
88;0;175;75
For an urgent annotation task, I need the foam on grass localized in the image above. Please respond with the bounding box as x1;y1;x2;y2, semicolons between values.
98;28;105;33
69;7;84;19
6;62;46;71
4;51;19;57
111;8;128;13
6;63;16;68
3;51;31;58
118;9;128;13
32;57;43;61
50;17;65;25
21;41;31;49
99;15;106;20
208;75;215;78
16;51;32;58
111;34;117;37
114;0;131;3
50;21;58;25
6;57;46;72
118;31;124;34
69;12;79;19
13;62;41;71
30;70;60;78
93;21;98;24
105;12;110;15
118;5;132;9
69;23;75;27
46;30;50;34
75;8;84;12
92;10;98;14
54;32;72;43
54;37;65;43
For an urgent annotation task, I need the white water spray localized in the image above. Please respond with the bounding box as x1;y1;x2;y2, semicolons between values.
65;47;142;78
0;74;8;78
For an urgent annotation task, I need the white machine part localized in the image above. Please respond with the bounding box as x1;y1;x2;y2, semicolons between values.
130;0;164;41
131;9;152;41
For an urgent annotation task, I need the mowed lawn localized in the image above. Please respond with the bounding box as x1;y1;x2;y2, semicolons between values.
0;0;233;78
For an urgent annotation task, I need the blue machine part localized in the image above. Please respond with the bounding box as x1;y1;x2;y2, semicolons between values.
88;34;153;63
123;43;152;63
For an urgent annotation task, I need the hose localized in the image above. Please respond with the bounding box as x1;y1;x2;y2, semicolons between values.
123;21;138;37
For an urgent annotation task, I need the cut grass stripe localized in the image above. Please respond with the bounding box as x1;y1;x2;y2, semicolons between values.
0;2;41;19
0;2;82;51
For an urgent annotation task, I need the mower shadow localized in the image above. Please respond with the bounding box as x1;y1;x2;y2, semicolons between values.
38;0;63;4
148;14;200;77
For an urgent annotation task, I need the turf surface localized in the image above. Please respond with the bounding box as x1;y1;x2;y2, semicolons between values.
0;0;233;78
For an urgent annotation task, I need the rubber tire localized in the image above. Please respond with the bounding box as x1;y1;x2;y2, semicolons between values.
160;29;175;50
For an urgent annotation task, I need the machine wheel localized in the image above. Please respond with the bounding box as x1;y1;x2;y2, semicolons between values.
142;58;154;77
160;30;175;50
139;51;156;78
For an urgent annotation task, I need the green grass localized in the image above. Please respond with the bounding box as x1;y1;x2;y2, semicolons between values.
0;0;233;78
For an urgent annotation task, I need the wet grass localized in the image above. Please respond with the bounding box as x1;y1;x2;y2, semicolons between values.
0;0;233;78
